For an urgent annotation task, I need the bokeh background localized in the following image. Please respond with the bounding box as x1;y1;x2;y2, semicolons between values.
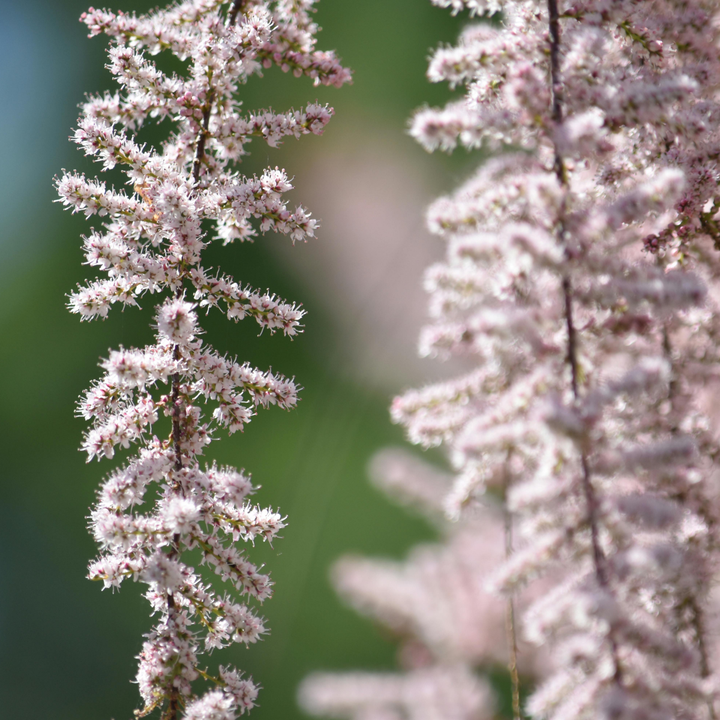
0;1;479;718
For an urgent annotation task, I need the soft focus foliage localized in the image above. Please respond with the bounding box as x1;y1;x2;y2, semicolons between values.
299;450;503;720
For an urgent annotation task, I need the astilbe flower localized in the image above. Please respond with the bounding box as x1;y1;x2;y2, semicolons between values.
299;449;513;720
56;1;348;718
389;2;720;720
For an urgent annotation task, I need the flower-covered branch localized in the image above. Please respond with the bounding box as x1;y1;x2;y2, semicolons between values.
57;1;348;719
393;2;720;719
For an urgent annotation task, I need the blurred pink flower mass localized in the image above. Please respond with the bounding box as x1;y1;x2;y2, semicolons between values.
303;1;720;720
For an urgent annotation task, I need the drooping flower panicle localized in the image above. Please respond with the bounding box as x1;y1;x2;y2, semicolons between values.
57;1;348;718
298;450;504;720
393;2;720;719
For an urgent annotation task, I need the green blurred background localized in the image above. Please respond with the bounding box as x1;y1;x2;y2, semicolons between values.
0;1;477;718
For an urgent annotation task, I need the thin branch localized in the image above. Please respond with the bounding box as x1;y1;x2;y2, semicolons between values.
661;326;680;435
191;88;216;186
547;0;623;684
191;0;245;185
502;471;522;720
662;327;716;720
164;4;248;716
226;0;246;28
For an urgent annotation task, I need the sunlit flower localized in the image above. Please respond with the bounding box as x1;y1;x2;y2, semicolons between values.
58;1;348;718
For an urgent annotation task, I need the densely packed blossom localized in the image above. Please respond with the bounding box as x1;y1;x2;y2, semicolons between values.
57;1;348;718
385;2;720;720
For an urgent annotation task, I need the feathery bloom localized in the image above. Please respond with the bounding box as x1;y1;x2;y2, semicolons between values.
57;1;348;718
391;2;720;719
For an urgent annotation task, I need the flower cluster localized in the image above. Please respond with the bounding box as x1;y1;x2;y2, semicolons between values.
57;1;348;718
389;2;720;720
299;449;509;720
